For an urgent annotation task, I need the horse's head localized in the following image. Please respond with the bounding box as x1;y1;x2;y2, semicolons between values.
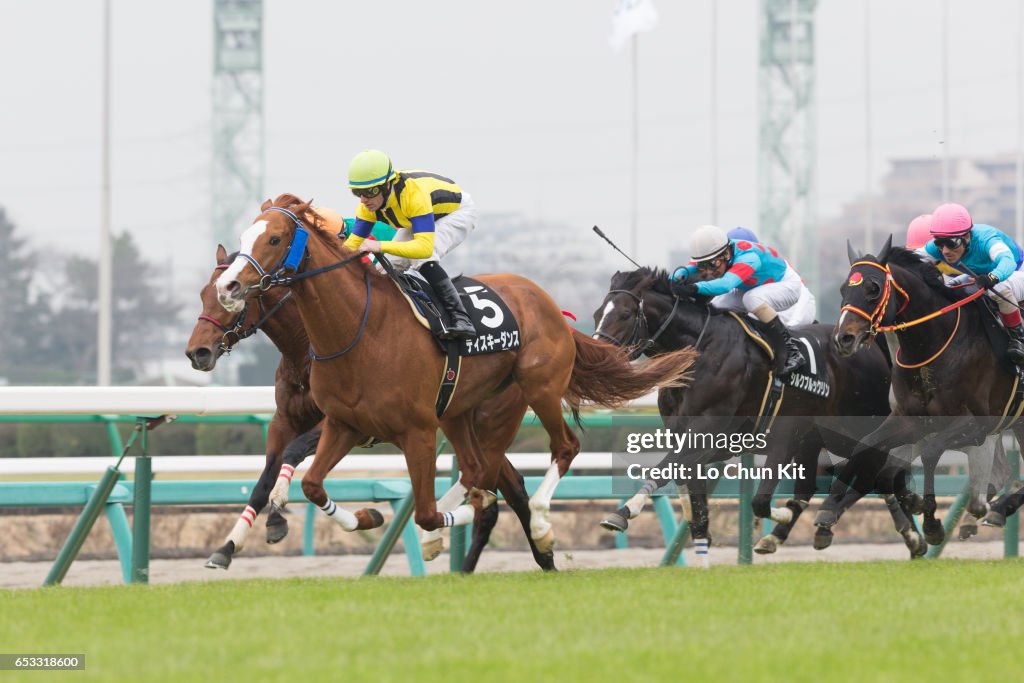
216;195;315;313
593;267;686;358
186;244;291;371
834;236;899;356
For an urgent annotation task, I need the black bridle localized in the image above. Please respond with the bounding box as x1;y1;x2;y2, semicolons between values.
198;270;294;355
595;289;684;359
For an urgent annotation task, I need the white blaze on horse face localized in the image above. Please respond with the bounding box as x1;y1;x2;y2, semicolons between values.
594;301;617;339
215;220;269;311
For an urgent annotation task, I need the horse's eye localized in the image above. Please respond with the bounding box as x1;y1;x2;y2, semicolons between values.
269;236;281;246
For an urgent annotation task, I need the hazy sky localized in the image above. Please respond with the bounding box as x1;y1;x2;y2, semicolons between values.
1;0;1022;291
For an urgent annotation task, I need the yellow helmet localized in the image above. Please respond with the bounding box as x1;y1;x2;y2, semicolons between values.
348;149;395;189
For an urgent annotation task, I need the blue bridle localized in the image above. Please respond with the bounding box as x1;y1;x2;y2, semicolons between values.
237;206;310;290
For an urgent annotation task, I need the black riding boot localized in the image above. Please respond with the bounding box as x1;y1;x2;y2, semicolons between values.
766;316;804;377
420;262;477;340
1006;323;1024;365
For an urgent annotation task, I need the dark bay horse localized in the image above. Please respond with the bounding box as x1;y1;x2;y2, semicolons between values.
213;195;697;552
592;267;894;558
186;243;554;572
825;240;1020;546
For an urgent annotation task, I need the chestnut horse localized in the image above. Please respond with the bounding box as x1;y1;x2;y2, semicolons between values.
214;194;696;551
186;244;553;571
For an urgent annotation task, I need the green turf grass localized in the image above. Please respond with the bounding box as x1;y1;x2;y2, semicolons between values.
2;560;1022;682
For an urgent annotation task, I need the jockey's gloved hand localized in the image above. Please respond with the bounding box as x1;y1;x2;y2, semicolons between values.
671;281;698;300
978;273;1001;290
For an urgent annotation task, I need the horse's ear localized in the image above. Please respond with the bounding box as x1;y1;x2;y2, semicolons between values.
846;240;861;265
294;198;313;216
878;234;893;264
216;243;227;264
260;198;272;211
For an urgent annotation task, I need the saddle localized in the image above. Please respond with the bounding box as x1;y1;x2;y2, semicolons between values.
379;260;522;418
975;296;1024;429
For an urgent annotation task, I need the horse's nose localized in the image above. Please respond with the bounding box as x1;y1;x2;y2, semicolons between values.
186;346;214;371
833;332;856;355
225;280;240;295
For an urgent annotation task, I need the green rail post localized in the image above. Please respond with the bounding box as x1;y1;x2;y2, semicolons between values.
448;455;467;572
131;419;153;584
43;466;122;586
737;454;754;565
651;495;685;566
1006;443;1020;558
104;503;134;583
363;489;417;576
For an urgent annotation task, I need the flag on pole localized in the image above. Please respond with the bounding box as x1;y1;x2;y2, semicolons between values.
609;0;659;51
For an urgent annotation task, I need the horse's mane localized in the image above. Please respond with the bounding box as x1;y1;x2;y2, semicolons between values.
885;246;965;302
611;266;723;312
268;194;380;277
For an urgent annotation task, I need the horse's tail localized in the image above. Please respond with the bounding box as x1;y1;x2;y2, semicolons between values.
564;329;698;411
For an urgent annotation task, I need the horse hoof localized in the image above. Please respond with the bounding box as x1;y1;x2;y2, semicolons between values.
469;488;498;510
266;514;289;545
923;521;945;546
814;509;838;529
599;510;629;533
982;510;1007;528
753;534;779;555
355;508;385;530
905;531;926;559
958;523;978;541
813;527;834;550
422;537;443;561
533;528;556;555
204;541;235;570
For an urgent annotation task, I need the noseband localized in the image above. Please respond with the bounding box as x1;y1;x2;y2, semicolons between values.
199;263;293;354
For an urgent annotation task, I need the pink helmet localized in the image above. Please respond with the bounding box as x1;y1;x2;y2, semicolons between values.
905;214;933;249
930;202;973;237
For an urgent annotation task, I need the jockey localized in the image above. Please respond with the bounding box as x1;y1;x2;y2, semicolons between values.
917;202;1024;363
727;227;817;328
670;224;809;377
344;149;477;340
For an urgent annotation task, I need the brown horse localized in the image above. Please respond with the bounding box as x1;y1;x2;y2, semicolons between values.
214;194;696;551
186;243;554;572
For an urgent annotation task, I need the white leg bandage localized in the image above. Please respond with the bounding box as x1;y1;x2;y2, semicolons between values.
422;482;468;543
320;499;358;531
226;505;257;552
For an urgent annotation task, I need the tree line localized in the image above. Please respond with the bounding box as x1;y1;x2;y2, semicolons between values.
0;206;179;385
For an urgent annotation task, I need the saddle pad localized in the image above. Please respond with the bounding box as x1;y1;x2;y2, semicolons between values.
394;273;521;356
727;312;830;398
787;334;831;398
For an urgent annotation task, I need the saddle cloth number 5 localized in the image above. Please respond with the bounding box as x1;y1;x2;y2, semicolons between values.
463;285;503;329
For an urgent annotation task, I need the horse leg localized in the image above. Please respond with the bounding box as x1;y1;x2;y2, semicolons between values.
268;423;322;514
205;440;286;570
917;441;944;546
685;472;712;568
519;388;580;554
959;438;1001;539
493;458;557;571
815;414;915;529
300;419;384;531
755;434;820;555
206;416;315;569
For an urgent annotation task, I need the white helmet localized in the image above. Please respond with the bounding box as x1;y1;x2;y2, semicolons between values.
689;224;730;262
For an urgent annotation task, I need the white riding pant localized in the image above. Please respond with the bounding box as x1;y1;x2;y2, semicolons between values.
389;192;477;272
989;269;1024;315
711;266;814;326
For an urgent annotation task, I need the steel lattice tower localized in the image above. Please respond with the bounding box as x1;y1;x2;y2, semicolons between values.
758;0;819;292
212;0;263;249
